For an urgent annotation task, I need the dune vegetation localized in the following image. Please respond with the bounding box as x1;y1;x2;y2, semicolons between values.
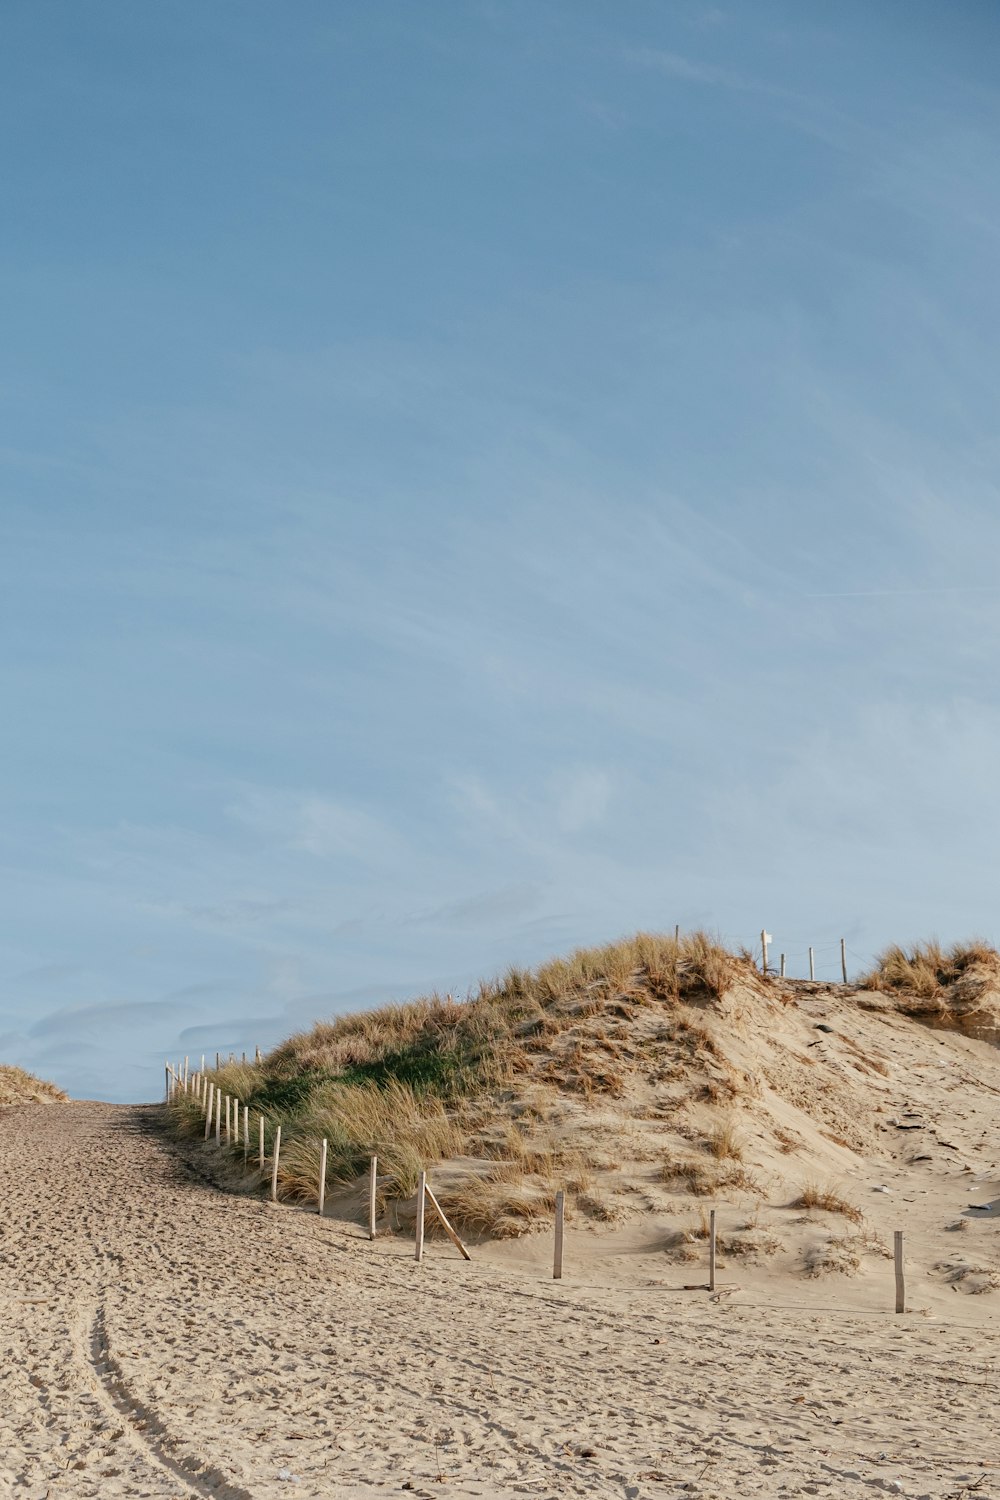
167;928;1000;1255
0;1065;67;1106
167;930;749;1235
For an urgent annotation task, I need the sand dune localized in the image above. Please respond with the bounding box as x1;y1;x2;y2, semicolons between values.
1;1075;998;1498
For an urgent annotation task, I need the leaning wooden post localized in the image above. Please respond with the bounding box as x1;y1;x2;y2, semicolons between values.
894;1230;905;1313
318;1137;328;1216
214;1088;222;1145
709;1208;717;1292
415;1170;427;1263
258;1113;265;1171
270;1125;281;1203
424;1182;472;1260
204;1082;214;1139
808;946;815;981
841;937;848;984
369;1155;378;1240
553;1190;565;1280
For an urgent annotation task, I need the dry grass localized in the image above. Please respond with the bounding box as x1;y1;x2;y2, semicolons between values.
803;1235;862;1277
0;1066;67;1106
659;1154;761;1197
793;1180;863;1225
860;940;999;1001
704;1116;744;1160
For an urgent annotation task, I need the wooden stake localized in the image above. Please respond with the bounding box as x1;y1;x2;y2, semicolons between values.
215;1051;220;1071
241;1051;246;1064
255;1046;261;1064
841;937;848;984
225;1095;231;1145
214;1088;221;1145
415;1170;427;1262
894;1230;905;1313
709;1208;717;1292
200;1053;205;1072
424;1182;472;1260
553;1190;565;1280
761;929;769;978
369;1155;378;1241
164;1064;170;1103
183;1056;189;1088
258;1113;265;1171
318;1137;328;1216
674;923;680;944
779;953;786;978
243;1105;249;1162
271;1125;281;1203
204;1082;214;1139
809;946;815;981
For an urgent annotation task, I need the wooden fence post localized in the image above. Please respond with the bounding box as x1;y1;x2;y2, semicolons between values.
215;1088;221;1145
779;953;786;978
318;1138;328;1216
224;1095;231;1145
243;1105;249;1162
204;1082;214;1139
809;946;815;981
841;938;848;984
894;1230;905;1313
415;1170;427;1262
270;1126;281;1203
553;1190;565;1280
255;1046;261;1064
369;1155;378;1240
709;1208;717;1292
183;1056;189;1088
164;1064;170;1103
258;1114;265;1171
215;1052;220;1071
761;930;770;977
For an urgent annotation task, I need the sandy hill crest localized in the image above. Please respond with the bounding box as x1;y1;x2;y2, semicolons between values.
0;1065;67;1107
169;933;1000;1309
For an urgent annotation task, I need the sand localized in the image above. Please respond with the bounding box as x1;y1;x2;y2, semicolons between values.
0;1091;997;1499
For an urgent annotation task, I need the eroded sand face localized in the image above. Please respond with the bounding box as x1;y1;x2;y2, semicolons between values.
0;1101;996;1499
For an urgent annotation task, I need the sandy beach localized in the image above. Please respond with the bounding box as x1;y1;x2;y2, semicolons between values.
1;1096;997;1499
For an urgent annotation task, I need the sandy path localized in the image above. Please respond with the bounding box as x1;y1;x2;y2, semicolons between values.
0;1103;995;1499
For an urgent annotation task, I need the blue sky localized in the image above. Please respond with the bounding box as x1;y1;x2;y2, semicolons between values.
3;1;1000;1101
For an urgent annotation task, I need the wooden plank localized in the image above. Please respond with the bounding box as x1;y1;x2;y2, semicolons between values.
424;1183;472;1260
369;1155;378;1241
415;1170;426;1262
318;1137;328;1216
271;1125;281;1203
894;1229;905;1313
553;1190;565;1280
